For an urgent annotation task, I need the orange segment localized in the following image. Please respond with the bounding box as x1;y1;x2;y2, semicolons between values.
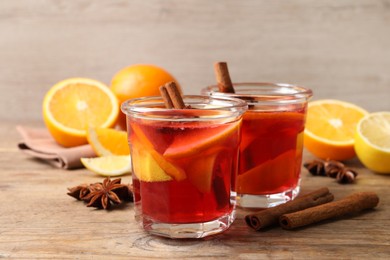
163;120;240;159
87;127;130;156
186;151;218;193
131;141;173;182
304;99;368;161
131;125;186;181
43;78;119;147
237;150;296;194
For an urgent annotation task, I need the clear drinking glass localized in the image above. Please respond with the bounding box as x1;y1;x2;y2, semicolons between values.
202;83;313;208
121;95;247;238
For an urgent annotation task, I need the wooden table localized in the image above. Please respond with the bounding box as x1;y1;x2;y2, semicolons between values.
1;121;389;259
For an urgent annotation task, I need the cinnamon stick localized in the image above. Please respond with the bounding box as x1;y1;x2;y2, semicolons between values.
159;82;186;109
214;62;235;93
279;192;379;230
159;85;174;108
245;187;334;231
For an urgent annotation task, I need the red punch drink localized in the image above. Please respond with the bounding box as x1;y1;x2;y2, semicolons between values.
203;83;312;208
121;95;247;238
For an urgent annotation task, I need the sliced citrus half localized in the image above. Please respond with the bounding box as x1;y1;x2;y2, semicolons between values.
43;78;119;147
304;99;368;161
354;112;390;174
87;127;130;156
81;155;131;177
163;120;240;159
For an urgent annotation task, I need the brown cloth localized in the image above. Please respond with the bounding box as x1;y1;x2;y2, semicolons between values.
16;125;96;169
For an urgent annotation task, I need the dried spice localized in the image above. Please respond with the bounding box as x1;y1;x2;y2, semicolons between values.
304;159;358;184
67;177;133;210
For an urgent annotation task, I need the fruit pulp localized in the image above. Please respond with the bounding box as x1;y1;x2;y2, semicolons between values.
236;108;306;195
128;114;241;224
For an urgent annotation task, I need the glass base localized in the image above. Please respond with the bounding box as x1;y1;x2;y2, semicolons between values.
237;186;300;208
139;210;236;239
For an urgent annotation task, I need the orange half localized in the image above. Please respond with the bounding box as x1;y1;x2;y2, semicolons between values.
304;99;368;161
43;78;119;147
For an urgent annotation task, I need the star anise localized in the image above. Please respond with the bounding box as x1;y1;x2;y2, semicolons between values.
67;184;91;200
336;168;358;184
304;160;326;176
324;160;345;178
67;177;133;210
304;159;358;184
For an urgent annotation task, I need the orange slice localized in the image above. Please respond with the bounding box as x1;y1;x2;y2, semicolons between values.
354;112;390;173
87;127;130;156
43;78;119;147
131;127;186;181
131;142;173;182
186;151;219;193
237;150;296;194
304;99;368;161
163;121;240;159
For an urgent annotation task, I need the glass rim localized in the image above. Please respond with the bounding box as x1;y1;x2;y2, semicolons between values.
203;82;313;103
121;95;248;121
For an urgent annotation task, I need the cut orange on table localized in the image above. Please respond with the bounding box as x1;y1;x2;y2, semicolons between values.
87;127;130;156
354;112;390;174
43;78;119;147
304;99;368;161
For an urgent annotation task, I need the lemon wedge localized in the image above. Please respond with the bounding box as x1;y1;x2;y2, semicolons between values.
81;155;131;177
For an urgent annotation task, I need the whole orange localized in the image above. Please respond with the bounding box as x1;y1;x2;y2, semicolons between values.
110;64;181;129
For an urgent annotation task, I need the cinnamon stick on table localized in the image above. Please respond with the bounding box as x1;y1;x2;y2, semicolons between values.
245;187;334;231
279;191;379;230
214;62;235;93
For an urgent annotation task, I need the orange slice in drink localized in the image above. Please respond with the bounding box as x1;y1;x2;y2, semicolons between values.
131;141;173;182
186;151;219;193
87;127;130;156
131;126;186;181
163;121;240;159
237;150;296;194
304;99;368;161
42;78;119;147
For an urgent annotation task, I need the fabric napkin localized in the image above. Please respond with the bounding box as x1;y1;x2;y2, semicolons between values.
16;125;96;169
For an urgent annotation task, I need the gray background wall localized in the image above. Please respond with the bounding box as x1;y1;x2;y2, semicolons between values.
1;0;389;122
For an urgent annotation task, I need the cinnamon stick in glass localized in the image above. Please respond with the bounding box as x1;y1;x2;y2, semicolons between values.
214;62;235;93
245;187;334;231
159;82;186;109
279;191;379;230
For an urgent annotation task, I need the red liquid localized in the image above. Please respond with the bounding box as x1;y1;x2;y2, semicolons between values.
128;114;240;224
237;108;306;195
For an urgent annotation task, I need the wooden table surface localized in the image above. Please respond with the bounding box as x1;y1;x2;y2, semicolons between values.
1;120;389;259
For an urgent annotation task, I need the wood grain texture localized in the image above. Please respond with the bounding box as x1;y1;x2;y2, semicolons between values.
1;121;390;259
1;0;390;123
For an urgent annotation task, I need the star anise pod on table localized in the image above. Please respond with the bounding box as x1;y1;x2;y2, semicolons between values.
304;159;358;184
324;160;346;178
336;168;358;184
67;184;91;200
304;160;326;176
67;177;133;210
